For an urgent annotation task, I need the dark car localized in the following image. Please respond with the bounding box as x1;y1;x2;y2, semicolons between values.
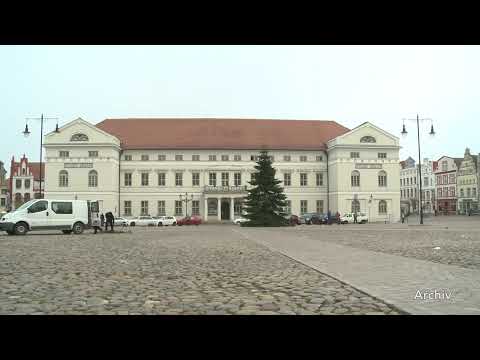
468;209;480;216
301;213;326;225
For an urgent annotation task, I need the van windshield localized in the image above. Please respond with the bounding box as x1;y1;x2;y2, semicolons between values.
14;200;36;212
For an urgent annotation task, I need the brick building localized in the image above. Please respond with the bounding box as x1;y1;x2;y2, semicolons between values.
8;155;45;210
435;156;462;215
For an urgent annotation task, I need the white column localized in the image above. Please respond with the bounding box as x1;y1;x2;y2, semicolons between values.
217;198;222;222
204;197;208;223
230;197;235;221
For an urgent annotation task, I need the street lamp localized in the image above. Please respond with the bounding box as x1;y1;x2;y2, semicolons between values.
401;114;436;225
179;192;194;217
23;114;59;199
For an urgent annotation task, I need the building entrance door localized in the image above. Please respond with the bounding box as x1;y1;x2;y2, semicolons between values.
221;200;230;220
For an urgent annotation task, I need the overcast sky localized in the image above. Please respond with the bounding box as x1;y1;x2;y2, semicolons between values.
0;45;478;173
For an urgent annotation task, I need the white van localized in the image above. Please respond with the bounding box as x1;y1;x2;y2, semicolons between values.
0;199;98;235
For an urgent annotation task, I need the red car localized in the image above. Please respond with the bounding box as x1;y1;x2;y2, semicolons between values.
177;215;202;226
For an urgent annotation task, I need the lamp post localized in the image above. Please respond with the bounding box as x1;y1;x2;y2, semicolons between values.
179;192;194;217
23;114;59;200
401;114;435;225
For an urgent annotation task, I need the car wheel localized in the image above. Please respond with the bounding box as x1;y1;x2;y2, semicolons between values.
172;222;177;226
14;222;28;235
62;230;72;234
158;222;163;226
130;222;135;227
72;222;84;235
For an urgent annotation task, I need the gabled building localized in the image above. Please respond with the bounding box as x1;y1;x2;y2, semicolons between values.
435;156;462;215
43;117;401;223
8;155;45;210
457;148;478;214
0;161;8;213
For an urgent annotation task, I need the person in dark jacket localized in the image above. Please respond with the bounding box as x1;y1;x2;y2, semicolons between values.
353;212;358;224
335;211;341;225
100;213;105;227
105;211;114;232
327;210;332;225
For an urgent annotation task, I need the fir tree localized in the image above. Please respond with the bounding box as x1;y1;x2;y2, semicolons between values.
242;150;289;226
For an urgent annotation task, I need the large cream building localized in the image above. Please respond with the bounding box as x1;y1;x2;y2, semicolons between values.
43;118;401;223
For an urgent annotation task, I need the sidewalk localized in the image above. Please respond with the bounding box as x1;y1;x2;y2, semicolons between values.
234;228;480;315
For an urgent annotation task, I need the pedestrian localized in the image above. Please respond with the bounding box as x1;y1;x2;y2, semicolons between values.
335;211;340;225
100;213;105;227
401;212;405;223
105;211;114;232
327;210;332;225
353;212;358;224
93;214;103;234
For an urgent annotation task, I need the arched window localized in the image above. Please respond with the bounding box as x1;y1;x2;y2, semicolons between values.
351;171;360;187
70;133;89;141
351;199;360;213
378;171;387;187
59;170;69;187
379;200;387;214
88;170;98;187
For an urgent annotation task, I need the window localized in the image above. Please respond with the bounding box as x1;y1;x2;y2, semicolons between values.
316;200;324;214
442;161;448;171
124;173;132;186
415;188;417;198
89;151;98;158
234;199;243;215
24;179;30;189
284;155;291;162
284;173;291;186
250;155;259;161
378;171;387;187
351;200;360;213
222;172;229;186
300;156;307;162
222;155;229;161
316;173;323;186
141;201;149;216
378;153;387;159
124;201;132;216
158;173;166;186
70;133;89;142
316;155;323;162
209;155;217;161
285;200;291;215
175;155;183;161
424;177;428;187
414;177;416;185
175;173;183;186
141;155;149;161
378;200;387;214
443;175;448;184
450;187;455;197
175;201;183;216
141;173;149;186
59;151;69;158
124;155;132;161
59;170;68;187
407;178;409;186
208;199;218;216
52;202;73;214
427;191;431;200
438;188;442;198
192;173;200;186
234;155;241;161
0;198;5;207
449;174;455;184
28;200;47;213
16;179;21;188
24;193;31;203
192;155;200;161
351;171;360;187
234;172;241;186
300;200;308;215
88;170;98;187
158;155;166;161
157;201;166;216
250;173;256;184
350;152;360;159
437;175;441;185
473;188;477;197
209;173;217;187
467;188;471;198
191;200;200;216
300;173;308;186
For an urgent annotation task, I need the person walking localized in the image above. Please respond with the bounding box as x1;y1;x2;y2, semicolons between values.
327;210;332;225
105;211;114;232
93;214;103;234
335;211;341;225
353;212;358;224
401;212;405;223
100;213;105;228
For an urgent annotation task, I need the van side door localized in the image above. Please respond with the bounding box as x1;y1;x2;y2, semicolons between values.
27;200;49;230
50;201;74;229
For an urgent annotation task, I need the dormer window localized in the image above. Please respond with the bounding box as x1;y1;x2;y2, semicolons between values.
70;133;89;142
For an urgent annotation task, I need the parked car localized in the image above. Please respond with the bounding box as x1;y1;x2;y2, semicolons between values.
340;212;369;224
153;216;177;226
300;213;326;225
233;217;248;225
114;217;129;227
287;214;301;226
177;215;202;226
468;209;480;216
0;199;97;235
128;216;157;227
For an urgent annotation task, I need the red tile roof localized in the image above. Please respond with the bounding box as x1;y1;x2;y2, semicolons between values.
96;118;351;151
29;163;45;181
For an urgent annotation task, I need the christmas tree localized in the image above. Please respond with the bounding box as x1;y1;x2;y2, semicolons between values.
242;150;289;227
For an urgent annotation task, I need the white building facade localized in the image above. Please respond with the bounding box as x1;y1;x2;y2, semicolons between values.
400;157;437;214
44;118;401;223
